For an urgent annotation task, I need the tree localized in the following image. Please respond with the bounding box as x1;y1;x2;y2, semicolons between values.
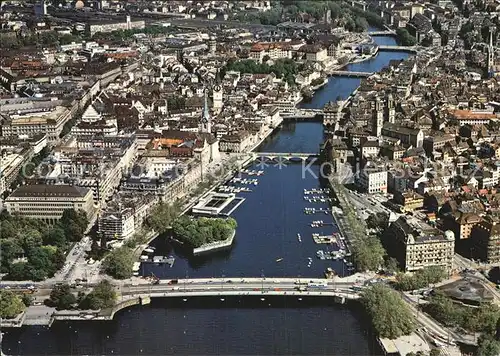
80;280;116;310
60;209;88;241
477;334;500;356
0;290;26;319
429;349;441;356
423;292;462;327
21;294;33;307
48;284;76;310
103;247;135;279
43;225;67;248
367;212;390;231
396;28;417;46
351;235;385;271
394;266;447;291
147;202;180;234
361;284;416;339
171;216;237;248
384;257;400;274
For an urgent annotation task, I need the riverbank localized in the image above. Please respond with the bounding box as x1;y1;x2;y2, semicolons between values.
1;33;419;356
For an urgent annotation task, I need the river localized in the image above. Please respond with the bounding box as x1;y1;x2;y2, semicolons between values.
2;37;413;356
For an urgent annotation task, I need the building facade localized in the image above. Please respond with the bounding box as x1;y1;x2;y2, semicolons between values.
5;184;95;224
383;216;455;273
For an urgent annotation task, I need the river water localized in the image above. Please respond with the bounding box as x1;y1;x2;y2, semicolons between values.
2;36;412;356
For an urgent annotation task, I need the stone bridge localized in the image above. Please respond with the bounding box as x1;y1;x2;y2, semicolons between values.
252;152;320;162
329;71;374;78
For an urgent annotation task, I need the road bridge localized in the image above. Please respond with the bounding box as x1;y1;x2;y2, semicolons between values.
252;152;319;162
120;278;360;300
367;30;396;36
378;45;418;53
280;109;324;120
329;71;374;78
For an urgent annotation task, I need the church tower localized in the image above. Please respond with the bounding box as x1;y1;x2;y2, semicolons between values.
487;27;495;78
385;93;395;124
200;89;211;133
212;84;223;111
372;97;383;137
212;70;223;112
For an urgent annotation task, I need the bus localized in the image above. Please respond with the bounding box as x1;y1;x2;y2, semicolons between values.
307;281;328;289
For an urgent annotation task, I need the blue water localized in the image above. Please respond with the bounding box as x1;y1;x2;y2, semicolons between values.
300;35;411;109
143;161;342;280
2;39;409;356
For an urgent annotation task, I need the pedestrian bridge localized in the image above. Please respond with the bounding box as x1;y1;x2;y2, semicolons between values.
252;152;320;162
329;71;374;78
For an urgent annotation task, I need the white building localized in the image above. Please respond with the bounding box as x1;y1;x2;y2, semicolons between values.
358;167;388;194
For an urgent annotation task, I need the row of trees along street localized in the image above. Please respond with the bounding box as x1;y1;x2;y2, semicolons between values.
47;280;116;311
0;290;27;319
421;291;500;356
0;210;89;281
101;202;181;279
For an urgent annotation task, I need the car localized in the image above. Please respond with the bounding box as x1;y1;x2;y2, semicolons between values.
226;280;233;283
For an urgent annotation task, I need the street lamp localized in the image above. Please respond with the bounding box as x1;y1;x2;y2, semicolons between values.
261;270;265;293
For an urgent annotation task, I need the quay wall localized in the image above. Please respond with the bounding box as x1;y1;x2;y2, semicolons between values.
192;230;236;255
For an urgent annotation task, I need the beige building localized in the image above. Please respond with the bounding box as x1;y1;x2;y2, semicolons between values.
471;216;500;264
383;216;455;273
250;42;292;63
300;44;328;62
1;106;72;143
88;16;145;36
5;184;95;224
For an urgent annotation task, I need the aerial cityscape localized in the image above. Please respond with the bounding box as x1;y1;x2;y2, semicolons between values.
1;0;500;355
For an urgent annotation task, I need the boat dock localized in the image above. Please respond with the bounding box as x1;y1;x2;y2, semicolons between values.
304;207;330;215
310;220;336;228
312;233;337;244
141;255;175;267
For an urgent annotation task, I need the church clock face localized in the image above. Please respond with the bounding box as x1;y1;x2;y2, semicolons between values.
214;85;221;92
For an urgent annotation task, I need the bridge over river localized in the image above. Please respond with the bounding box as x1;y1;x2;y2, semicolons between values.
119;278;360;301
252;152;319;161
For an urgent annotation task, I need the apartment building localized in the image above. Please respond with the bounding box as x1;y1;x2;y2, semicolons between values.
98;193;157;240
471;215;500;264
444;211;483;240
5;184;95;224
383;216;455;273
357;167;388;194
393;190;424;212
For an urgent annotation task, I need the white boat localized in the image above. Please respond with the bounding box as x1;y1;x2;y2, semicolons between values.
220;298;225;302
144;248;154;253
